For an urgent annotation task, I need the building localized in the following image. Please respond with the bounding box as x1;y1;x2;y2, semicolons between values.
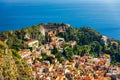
58;26;64;32
24;33;30;39
41;49;51;55
111;40;118;46
47;31;56;37
65;24;70;28
68;41;77;48
39;25;45;36
101;35;108;45
25;40;39;49
18;49;32;59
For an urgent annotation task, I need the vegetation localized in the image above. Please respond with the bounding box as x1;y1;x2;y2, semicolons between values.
1;23;120;65
38;54;54;63
57;26;120;64
0;41;34;80
0;25;45;51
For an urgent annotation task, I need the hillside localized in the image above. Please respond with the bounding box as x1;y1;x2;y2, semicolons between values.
57;26;120;62
0;41;35;80
0;23;120;64
0;23;120;80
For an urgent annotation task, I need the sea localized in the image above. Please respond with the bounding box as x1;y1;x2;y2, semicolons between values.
0;3;120;40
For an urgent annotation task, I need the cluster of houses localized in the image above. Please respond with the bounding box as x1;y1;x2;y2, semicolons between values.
32;54;120;80
18;24;120;80
101;35;118;46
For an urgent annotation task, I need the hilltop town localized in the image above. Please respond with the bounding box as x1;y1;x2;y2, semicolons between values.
0;23;120;80
17;24;120;80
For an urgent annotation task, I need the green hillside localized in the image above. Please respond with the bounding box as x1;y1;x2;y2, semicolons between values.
0;41;35;80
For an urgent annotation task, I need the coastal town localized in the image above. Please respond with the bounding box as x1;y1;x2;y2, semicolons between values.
17;24;120;80
1;0;120;79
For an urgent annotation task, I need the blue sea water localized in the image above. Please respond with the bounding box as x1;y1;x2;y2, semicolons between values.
0;3;120;40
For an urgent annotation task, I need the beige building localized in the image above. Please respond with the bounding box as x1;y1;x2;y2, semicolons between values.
25;40;39;49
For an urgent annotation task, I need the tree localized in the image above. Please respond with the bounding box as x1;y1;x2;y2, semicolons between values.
11;49;21;59
52;46;58;54
91;41;102;57
83;45;91;56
